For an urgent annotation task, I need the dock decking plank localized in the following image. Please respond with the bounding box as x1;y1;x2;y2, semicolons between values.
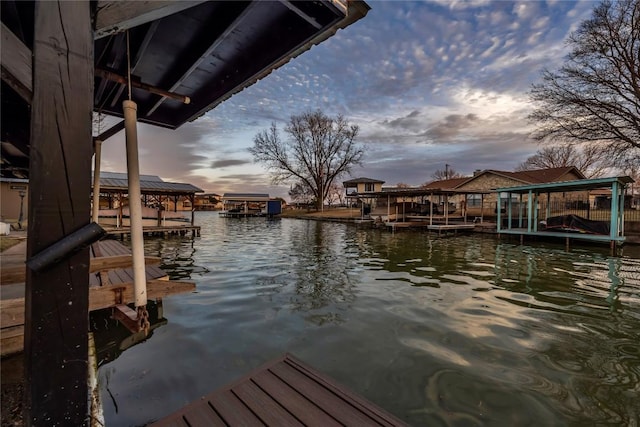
232;380;302;426
151;354;406;427
269;362;379;426
208;390;266;426
182;402;226;426
284;357;402;427
251;370;342;427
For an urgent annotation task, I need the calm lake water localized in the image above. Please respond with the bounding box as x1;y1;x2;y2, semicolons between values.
95;212;640;426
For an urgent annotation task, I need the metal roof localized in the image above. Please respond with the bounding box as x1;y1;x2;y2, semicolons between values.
495;176;635;194
95;172;203;195
350;187;490;198
222;193;270;201
1;0;370;178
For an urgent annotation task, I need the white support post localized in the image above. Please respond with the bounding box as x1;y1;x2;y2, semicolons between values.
91;140;102;223
123;100;147;307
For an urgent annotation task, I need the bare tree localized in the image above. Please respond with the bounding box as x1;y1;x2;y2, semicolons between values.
325;182;346;207
516;144;609;178
250;110;363;210
431;165;463;181
528;0;640;166
288;182;314;205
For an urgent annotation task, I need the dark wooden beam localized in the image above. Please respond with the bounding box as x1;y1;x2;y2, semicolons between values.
95;0;206;39
95;68;191;104
145;2;256;117
279;0;322;29
93;120;125;143
1;22;33;102
25;1;94;424
109;20;160;108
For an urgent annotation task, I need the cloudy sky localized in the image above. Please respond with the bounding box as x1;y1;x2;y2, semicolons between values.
99;0;596;199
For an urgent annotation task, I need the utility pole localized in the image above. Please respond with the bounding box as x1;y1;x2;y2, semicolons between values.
445;164;450;179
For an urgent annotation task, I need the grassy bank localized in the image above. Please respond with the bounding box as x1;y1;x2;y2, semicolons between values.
0;236;22;252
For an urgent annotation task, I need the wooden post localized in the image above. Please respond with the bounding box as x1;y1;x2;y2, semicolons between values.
118;193;123;227
190;194;195;225
25;2;93;424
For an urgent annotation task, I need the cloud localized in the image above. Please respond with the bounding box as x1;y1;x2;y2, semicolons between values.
210;159;251;169
424;114;479;141
96;0;592;200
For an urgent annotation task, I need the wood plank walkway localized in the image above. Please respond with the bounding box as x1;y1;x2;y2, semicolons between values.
105;225;200;238
1;239;195;356
151;353;406;427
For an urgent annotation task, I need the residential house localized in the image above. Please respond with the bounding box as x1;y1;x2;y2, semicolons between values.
343;177;385;210
0;177;29;225
194;193;223;211
424;166;587;216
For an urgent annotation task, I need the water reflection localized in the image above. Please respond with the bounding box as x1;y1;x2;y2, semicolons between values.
90;300;166;366
142;236;206;279
285;221;357;324
98;213;640;426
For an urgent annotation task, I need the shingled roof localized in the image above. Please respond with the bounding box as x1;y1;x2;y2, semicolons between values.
424;166;586;190
343;177;386;185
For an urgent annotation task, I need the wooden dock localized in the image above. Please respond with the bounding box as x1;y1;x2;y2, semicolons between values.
1;239;195;356
385;221;477;235
104;225;200;238
427;224;476;235
151;353;406;427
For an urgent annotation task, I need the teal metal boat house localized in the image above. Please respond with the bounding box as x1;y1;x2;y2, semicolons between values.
495;176;635;249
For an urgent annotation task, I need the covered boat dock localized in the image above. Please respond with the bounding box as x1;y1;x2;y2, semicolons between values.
220;193;271;218
357;187;491;234
1;0;371;424
495;176;635;249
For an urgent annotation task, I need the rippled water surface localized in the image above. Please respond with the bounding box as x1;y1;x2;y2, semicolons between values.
96;212;640;426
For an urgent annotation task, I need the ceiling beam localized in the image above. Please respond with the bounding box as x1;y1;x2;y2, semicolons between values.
93;120;125;143
95;1;206;39
278;1;322;29
1;22;33;102
144;2;258;117
109;20;160;108
95;68;191;104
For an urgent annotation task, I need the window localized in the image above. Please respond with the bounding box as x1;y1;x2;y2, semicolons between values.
364;183;375;192
466;194;482;207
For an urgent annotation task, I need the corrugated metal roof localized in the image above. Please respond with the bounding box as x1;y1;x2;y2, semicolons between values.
95;172;203;194
99;172;164;182
222;193;270;201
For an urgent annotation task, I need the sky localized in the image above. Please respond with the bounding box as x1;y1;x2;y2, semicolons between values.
99;0;597;200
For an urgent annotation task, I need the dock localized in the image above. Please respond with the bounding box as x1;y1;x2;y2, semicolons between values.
0;239;195;356
104;225;200;238
151;353;406;427
385;220;477;235
427;224;476;235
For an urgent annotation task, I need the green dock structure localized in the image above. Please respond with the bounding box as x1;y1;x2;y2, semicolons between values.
495;176;635;250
